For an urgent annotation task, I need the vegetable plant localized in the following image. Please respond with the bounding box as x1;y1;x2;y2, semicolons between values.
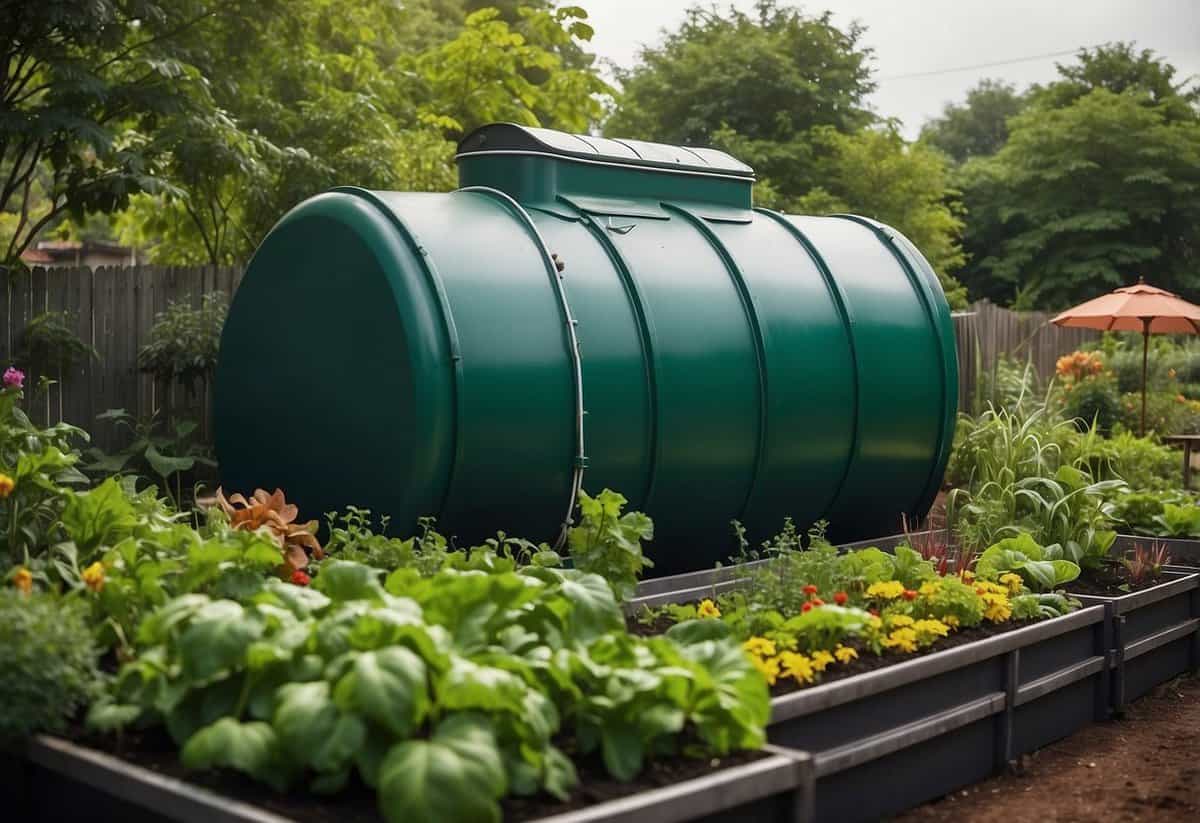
567;488;654;602
90;560;769;822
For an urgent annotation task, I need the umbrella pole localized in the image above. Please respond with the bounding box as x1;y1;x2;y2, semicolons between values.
1141;319;1150;437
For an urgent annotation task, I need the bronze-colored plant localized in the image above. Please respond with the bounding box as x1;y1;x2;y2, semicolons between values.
209;488;323;571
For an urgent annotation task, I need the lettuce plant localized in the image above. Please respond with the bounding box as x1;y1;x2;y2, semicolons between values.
90;561;768;822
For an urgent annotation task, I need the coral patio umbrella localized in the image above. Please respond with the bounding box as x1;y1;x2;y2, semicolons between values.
1051;279;1200;435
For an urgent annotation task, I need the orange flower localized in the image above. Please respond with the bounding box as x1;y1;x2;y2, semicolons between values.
12;567;32;594
0;473;13;499
82;562;105;592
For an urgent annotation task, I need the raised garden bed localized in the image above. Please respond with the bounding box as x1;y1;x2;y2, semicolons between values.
763;605;1108;823
1072;569;1200;711
630;531;918;610
14;737;815;823
1115;533;1200;567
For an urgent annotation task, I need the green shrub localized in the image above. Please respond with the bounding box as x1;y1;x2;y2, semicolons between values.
0;590;100;743
1116;391;1190;435
1061;375;1121;434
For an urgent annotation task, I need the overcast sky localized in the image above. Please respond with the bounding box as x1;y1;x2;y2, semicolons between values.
584;0;1200;138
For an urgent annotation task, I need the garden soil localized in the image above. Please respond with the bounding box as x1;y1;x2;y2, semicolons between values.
896;674;1200;822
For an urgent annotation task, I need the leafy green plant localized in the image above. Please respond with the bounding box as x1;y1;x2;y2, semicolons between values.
1153;503;1200;538
976;533;1081;591
17;311;98;377
1;380;88;566
91;561;768;822
567;489;654;602
1060;373;1121;434
138;293;228;384
84;409;215;508
0;589;101;743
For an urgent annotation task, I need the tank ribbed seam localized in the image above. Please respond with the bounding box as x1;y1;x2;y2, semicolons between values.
457;186;588;547
330;186;464;523
576;212;662;511
754;208;862;522
828;214;955;521
662;202;769;525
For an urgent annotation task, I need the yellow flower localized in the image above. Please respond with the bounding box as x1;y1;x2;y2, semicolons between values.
974;580;1009;595
882;627;919;653
750;654;781;685
778;652;815;684
0;472;13;499
887;614;915;628
866;581;905;600
912;619;951;645
944;615;960;628
918;581;941;597
743;636;777;658
696;599;721;619
82;561;105;593
980;592;1012;623
12;567;32;594
998;572;1024;595
834;645;858;664
960;570;976;582
867;614;883;629
810;649;835;672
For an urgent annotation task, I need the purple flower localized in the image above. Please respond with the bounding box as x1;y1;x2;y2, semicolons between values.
2;367;24;390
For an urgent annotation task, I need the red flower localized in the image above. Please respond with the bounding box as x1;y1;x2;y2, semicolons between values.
834;591;848;605
291;570;311;586
869;608;879;617
902;589;918;601
811;598;825;607
802;584;818;596
802;602;814;613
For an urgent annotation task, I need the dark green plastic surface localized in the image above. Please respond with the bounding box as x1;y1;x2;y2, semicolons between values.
216;123;957;573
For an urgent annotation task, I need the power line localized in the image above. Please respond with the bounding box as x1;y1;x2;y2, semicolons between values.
877;45;1103;82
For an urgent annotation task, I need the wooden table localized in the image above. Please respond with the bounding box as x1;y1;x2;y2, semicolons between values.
1163;434;1200;489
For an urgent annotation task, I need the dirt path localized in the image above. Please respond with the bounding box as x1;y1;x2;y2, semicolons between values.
895;675;1200;823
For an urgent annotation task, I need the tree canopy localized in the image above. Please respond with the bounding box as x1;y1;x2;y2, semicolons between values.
954;44;1200;309
921;80;1027;164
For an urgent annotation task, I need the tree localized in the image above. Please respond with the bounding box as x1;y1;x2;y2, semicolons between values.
958;89;1200;309
121;2;611;264
0;0;255;264
788;126;968;308
1031;42;1199;123
921;80;1027;164
606;0;874;198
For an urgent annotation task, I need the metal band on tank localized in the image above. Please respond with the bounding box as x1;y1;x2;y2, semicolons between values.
662;202;769;522
753;208;862;519
575;212;662;510
830;214;955;518
329;186;465;523
456;186;587;548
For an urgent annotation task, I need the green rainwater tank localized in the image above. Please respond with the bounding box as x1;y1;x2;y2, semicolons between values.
215;123;957;574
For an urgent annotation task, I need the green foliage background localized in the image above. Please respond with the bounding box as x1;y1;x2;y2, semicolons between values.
3;4;1198;311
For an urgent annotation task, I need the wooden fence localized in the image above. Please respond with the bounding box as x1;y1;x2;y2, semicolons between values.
2;266;1099;451
952;300;1101;413
1;265;242;451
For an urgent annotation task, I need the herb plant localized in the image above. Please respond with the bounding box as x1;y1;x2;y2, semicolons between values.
567;488;654;602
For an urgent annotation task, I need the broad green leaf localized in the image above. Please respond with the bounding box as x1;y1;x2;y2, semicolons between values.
313;560;386;603
61;477;138;555
378;714;507;823
333;647;430;738
181;718;292;791
273;681;365;774
600;722;644;781
177;600;264;684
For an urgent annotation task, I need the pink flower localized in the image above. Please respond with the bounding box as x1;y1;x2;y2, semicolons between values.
2;367;23;390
